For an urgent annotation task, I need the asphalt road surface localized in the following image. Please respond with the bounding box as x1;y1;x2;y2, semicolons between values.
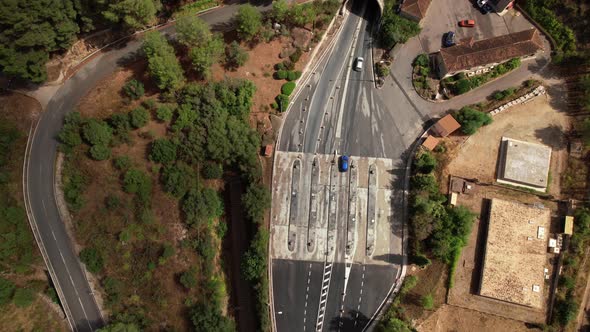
24;2;276;331
272;0;413;331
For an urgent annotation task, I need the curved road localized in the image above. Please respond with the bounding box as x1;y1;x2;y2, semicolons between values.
24;3;274;331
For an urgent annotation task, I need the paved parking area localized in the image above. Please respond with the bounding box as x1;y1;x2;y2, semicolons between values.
418;0;535;53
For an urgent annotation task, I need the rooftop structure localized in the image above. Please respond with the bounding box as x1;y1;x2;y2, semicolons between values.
400;0;432;22
432;114;461;137
421;135;440;151
436;29;544;78
480;199;551;309
564;216;574;235
497;137;552;191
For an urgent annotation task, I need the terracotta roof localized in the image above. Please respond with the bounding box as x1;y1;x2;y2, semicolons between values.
432;114;461;137
421;135;440;151
439;29;544;73
400;0;432;20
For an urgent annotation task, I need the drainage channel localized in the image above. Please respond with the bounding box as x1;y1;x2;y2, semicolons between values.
307;156;320;253
288;158;302;252
366;164;377;256
346;159;358;258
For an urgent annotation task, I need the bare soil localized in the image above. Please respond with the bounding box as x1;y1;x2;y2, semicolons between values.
417;304;531;332
446;95;569;198
0;298;69;332
402;261;448;324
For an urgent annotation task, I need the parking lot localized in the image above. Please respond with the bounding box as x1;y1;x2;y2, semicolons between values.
418;0;535;53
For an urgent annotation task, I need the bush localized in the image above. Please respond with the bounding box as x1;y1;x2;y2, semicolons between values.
275;94;289;112
559;276;576;291
142;99;157;111
202;163;223;179
242;183;271;224
89;144;111;160
414;150;437;174
58;112;83;152
225;41;249;70
161;162;197;198
411;253;431;267
180;269;197;289
0;277;16;306
63;168;86;211
130;107;150;129
123;169;153;203
82;119;113;146
281;82;296;96
455;107;493;135
105;195;121;209
235;4;262;41
113;156;132;171
80;247;104;274
12;288;34;308
289;48;303;63
422;294;434;310
123;79;145;100
413;54;429;67
156;105;174;122
149;139;177;164
454;79;472;95
286;70;302;81
555;292;578;326
274;70;288;80
376;63;390;77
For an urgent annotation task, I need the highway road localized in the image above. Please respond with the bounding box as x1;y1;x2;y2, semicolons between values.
23;3;276;331
270;0;425;331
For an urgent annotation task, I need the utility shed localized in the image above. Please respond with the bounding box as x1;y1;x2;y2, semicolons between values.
432;114;461;137
564;216;574;235
422;135;440;151
496;137;552;192
479;199;551;309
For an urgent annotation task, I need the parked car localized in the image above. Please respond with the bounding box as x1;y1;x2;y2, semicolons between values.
459;19;476;27
443;31;455;47
354;57;364;71
476;0;487;7
339;155;349;172
480;3;492;14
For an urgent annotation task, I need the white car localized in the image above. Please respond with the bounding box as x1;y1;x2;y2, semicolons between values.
355;57;364;71
477;0;487;7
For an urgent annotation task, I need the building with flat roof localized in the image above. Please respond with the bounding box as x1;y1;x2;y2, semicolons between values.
479;199;551;309
435;29;544;78
496;137;552;191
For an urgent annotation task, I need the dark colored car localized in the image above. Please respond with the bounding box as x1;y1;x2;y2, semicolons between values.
443;31;455;47
480;4;492;14
459;19;476;27
339;155;349;172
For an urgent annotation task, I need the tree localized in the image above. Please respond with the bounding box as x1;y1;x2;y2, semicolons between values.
0;277;15;306
156;105;174;122
189;36;224;78
376;317;412;332
555;292;578;326
161;162;197;198
379;7;421;50
82;119;113;146
455;107;493;135
413;54;429;67
182;187;223;227
235;5;262;41
142;32;185;91
454;79;472;95
176;15;211;48
59;112;83;152
12;288;34;308
123;169;152;203
414;150;437;173
122;79;145;100
202;163;223;179
0;0;80;82
242;183;271;224
179;269;197;289
281;82;296;96
102;0;161;30
89;144;111;160
130;107;150;128
225;41;249;70
190;301;235;332
272;0;289;22
149;139;177;164
80;247;104;273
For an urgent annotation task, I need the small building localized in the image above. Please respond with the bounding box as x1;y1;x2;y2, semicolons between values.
432;114;461;137
479;199;551;309
399;0;432;22
263;144;273;157
564;216;574;235
421;135;440;151
496;137;552;192
435;29;544;78
489;0;515;16
450;177;475;194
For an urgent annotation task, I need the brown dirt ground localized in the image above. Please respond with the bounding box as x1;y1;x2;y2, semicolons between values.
0;298;69;332
446;95;569;198
402;260;448;324
417;304;531;332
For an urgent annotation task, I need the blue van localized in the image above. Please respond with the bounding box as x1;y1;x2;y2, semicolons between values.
339;155;349;172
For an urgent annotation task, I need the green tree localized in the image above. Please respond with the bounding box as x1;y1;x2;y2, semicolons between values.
12;288;34;308
0;277;16;306
413;54;429;67
202;163;223;179
379;6;421;49
241;230;269;282
272;0;289;22
235;5;262;41
182;187;223;227
225;41;249;70
0;0;80;82
179;269;197;289
176;15;211;48
156;105;174;122
122;79;145;100
376;317;412;332
281;82;296;96
102;0;161;29
189;36;224;78
123;169;152;203
161;162;197;198
142;32;185;91
80;247;104;274
190;301;235;332
130;107;150;128
455;107;493;135
242;183;271;224
82;119;113;146
415;150;437;174
58;112;83;152
555;292;578;326
149;139;177;164
89;144;111;161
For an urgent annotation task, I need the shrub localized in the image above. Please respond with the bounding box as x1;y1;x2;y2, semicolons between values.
202;163;223;179
0;277;16;306
123;169;153;203
113;156;132;171
286;70;302;81
123;79;145;100
13;288;34;308
242;183;271;224
225;41;249;70
400;275;418;295
142;98;157;111
235;4;262;41
422;294;434;310
275;94;289;111
130;107;150;128
149;139;177;164
63;168;86;211
89;144;111;160
411;254;431;267
180;269;197;289
289;48;303;63
555;292;578;326
274;70;288;80
414;150;437;174
58;112;83;152
110;113;131;134
376;63;390;77
413;54;429;67
80;247;104;274
419;67;429;77
161;162;197;198
105;195;121;209
559;276;576;291
454;79;472;95
82;119;113;146
281;82;296;96
455;107;493;135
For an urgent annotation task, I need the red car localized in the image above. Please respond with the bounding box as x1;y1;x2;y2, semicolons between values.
459;19;476;27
